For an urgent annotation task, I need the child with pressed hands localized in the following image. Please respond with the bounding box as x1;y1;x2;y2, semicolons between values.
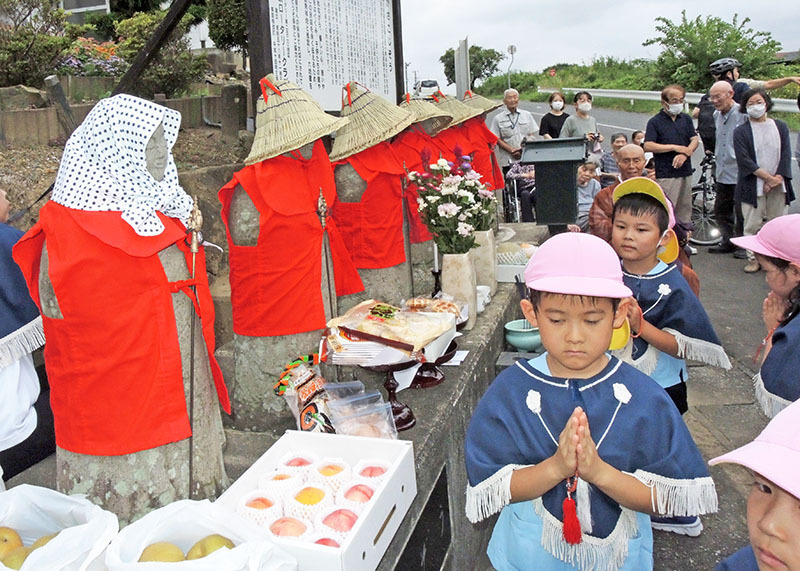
711;399;800;570
731;214;800;417
609;178;730;535
465;233;717;570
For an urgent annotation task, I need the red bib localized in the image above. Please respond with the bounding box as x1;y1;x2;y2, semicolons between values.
461;117;503;190
331;142;406;269
392;129;435;243
12;202;229;456
218;140;364;336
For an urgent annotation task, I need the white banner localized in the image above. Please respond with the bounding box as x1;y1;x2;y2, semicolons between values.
269;0;397;112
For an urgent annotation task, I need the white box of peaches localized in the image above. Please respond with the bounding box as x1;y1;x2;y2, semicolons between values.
215;431;416;571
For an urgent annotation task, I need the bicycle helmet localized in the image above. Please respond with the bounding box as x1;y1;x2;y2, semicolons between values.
709;58;741;76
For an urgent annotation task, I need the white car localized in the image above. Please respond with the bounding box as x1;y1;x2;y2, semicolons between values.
413;80;439;99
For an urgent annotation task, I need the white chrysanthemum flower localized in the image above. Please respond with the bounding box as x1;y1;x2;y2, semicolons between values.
458;212;468;222
438;203;459;218
456;221;474;236
426;195;440;203
440;183;458;195
437;158;449;167
465;170;482;181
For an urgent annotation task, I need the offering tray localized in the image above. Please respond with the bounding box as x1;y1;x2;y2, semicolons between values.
409;340;458;389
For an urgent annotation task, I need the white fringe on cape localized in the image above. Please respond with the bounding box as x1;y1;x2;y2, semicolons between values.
0;316;45;369
630;470;718;516
668;328;732;369
534;498;638;571
611;341;658;375
465;464;529;523
753;372;791;419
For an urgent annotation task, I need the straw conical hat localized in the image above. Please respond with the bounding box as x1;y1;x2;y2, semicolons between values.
329;82;414;162
398;94;453;137
246;74;349;165
430;90;483;127
461;90;502;114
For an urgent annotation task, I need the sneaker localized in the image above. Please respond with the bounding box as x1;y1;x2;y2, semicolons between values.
650;515;703;537
688;246;698;255
708;243;735;254
744;261;761;273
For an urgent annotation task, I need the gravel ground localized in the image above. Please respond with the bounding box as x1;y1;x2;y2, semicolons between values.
1;126;242;232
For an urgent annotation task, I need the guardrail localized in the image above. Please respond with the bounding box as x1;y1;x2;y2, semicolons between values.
538;87;799;113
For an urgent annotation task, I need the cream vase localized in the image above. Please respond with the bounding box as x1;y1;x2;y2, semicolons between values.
441;252;477;330
471;229;497;295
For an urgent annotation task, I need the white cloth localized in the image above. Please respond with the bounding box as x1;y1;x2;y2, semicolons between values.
51;94;192;236
0;353;39;451
750;118;782;197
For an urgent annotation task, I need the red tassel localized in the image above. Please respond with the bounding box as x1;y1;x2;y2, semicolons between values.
562;495;582;544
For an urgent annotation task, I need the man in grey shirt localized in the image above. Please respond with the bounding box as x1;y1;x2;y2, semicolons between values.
490;88;538;168
708;81;747;254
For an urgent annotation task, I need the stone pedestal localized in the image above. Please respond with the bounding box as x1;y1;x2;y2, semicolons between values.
334;162;413;314
221;84;248;143
40;242;228;525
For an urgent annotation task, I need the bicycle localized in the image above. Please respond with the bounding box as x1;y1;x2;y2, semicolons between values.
689;154;722;246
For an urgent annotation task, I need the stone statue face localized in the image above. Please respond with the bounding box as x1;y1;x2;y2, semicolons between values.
145;123;168;182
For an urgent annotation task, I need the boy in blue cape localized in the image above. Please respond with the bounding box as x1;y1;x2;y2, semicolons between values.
465;233;717;570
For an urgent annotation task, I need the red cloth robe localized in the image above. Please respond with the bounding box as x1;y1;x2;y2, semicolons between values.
330;142;406;269
430;127;468;163
460;117;504;190
12;201;229;456
392;128;436;243
218;140;364;337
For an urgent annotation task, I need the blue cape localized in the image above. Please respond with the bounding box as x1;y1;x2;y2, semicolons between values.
465;355;717;567
1;223;44;368
755;314;800;417
616;262;730;380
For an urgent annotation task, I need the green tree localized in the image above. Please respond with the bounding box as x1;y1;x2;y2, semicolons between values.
0;0;88;87
644;11;782;91
439;45;505;90
115;11;207;98
206;0;247;56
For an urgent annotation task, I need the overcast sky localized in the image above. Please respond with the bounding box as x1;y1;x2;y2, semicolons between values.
398;0;800;94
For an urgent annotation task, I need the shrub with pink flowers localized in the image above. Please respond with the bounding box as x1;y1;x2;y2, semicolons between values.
407;147;496;254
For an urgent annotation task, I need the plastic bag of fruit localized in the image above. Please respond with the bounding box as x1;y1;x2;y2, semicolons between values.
0;483;118;571
105;499;297;571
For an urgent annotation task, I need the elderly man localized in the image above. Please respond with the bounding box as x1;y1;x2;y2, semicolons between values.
708;81;747;254
490;88;538;168
588;143;700;294
644;84;699;224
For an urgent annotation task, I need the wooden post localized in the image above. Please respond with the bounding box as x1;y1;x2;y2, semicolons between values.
44;75;78;138
245;0;272;119
112;0;193;96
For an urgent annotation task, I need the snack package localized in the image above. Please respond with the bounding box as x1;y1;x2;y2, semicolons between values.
326;300;455;355
402;294;466;325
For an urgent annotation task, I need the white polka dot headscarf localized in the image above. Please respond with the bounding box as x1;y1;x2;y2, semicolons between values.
51;93;193;236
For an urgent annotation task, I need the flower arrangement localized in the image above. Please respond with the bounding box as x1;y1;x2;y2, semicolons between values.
407;146;497;255
56;37;127;77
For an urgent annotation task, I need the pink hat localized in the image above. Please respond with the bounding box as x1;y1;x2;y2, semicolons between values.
731;214;800;265
524;233;632;298
709;399;800;499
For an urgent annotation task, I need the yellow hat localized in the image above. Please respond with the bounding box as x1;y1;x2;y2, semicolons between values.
608;319;630;350
612;177;680;264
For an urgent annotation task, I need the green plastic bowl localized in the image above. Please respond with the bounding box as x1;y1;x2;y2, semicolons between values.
504;319;543;352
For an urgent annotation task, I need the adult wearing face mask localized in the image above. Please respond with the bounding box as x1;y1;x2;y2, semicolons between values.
538;91;569;140
490;88;538;168
559;91;603;143
733;88;795;273
643;84;698;225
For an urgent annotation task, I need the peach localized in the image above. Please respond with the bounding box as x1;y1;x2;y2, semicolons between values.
315;537;340;548
322;509;358;532
246;497;274;510
318;464;343;477
344;484;374;503
294;486;325;505
269;517;307;537
272;473;291;481
359;466;386;478
285;457;311;467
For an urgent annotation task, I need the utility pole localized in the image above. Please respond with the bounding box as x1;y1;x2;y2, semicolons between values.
404;61;411;94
